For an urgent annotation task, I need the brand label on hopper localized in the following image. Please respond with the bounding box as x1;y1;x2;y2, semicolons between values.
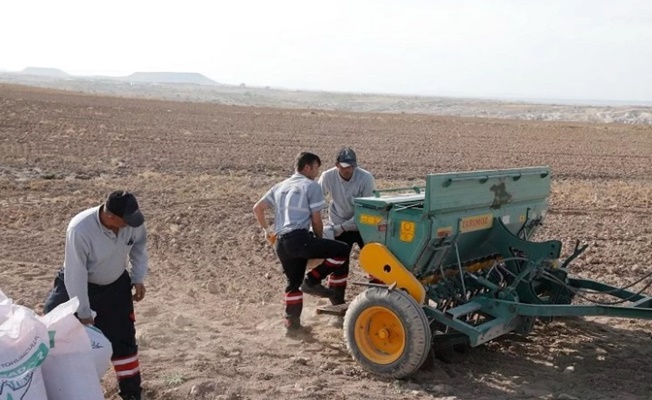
459;214;493;233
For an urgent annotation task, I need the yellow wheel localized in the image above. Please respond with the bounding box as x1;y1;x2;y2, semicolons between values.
354;306;406;364
344;287;431;378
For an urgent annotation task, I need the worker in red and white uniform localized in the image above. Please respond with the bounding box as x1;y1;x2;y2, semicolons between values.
44;191;148;400
253;152;351;333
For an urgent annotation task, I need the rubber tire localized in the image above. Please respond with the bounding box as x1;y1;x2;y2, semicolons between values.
344;287;431;379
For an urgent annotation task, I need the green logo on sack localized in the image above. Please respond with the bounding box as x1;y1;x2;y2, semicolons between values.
48;331;56;349
0;343;49;379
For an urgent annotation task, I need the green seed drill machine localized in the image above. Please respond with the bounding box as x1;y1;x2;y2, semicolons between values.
342;166;652;378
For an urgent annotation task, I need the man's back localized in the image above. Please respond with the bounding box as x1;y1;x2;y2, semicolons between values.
263;173;326;235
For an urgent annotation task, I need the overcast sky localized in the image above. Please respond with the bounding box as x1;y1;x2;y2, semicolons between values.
3;0;651;103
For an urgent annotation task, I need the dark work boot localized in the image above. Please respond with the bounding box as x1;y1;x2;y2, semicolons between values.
118;375;142;400
300;277;336;298
285;317;312;337
119;394;141;400
328;285;346;306
285;316;301;329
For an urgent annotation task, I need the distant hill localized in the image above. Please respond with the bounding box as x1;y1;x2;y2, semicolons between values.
125;72;217;85
20;67;70;78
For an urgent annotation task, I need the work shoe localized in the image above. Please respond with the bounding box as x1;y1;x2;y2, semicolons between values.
328;286;346;306
300;278;336;298
286;324;313;336
285;318;313;338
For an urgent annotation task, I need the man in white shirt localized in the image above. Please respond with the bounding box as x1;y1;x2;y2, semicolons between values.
43;191;148;400
310;147;376;306
253;152;351;334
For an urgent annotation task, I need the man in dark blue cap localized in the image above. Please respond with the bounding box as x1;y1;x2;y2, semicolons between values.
43;190;148;400
311;147;376;306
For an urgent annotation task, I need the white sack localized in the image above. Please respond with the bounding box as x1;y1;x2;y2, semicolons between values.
39;297;104;400
0;305;49;400
85;325;113;379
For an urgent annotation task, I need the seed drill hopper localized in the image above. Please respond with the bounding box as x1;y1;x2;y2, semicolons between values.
343;166;652;378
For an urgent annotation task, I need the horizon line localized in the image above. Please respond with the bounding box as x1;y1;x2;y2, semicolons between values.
1;66;651;108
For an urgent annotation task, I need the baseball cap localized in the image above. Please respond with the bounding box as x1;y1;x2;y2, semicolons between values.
105;191;145;227
336;147;357;168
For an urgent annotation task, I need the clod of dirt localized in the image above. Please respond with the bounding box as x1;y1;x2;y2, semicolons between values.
207;282;219;294
173;313;191;327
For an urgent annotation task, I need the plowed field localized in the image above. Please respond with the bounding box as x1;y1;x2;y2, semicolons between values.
1;84;651;400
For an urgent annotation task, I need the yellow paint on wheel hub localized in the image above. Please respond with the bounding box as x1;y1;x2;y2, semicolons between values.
354;306;406;364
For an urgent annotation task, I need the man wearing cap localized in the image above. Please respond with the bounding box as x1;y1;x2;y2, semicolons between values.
253;152;351;334
308;147;376;306
43;191;148;400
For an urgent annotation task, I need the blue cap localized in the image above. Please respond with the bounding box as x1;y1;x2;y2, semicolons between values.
336;147;357;168
106;191;145;227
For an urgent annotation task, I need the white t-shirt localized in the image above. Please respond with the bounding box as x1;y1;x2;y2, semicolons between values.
318;167;375;231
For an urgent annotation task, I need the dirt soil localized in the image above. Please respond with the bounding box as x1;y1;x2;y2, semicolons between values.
1;83;651;400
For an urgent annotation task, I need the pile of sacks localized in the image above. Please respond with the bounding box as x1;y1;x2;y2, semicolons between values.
1;290;112;400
